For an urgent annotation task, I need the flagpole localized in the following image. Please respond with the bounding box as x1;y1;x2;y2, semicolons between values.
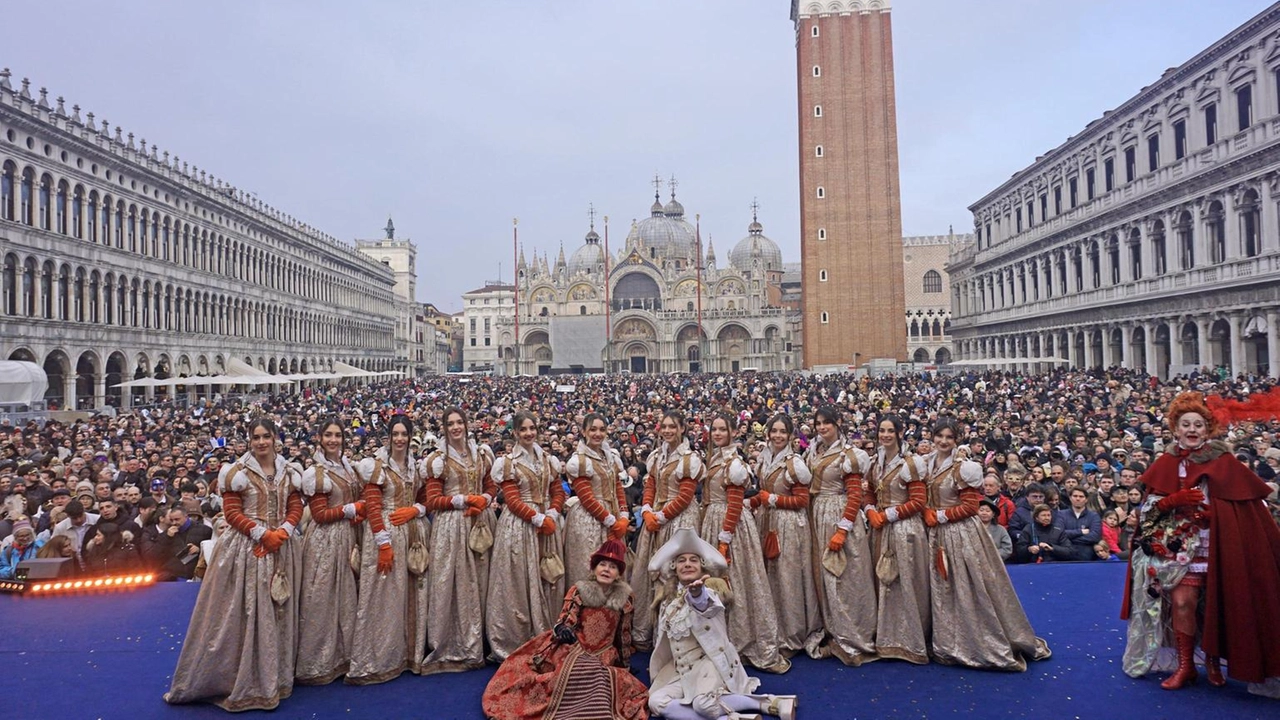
603;215;611;375
506;219;512;376
695;213;704;373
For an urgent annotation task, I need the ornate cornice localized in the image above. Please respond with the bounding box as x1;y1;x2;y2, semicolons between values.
792;0;891;23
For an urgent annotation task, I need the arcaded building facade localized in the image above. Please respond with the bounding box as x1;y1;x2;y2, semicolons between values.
793;0;907;368
492;186;796;375
949;5;1280;379
0;71;398;408
904;233;970;366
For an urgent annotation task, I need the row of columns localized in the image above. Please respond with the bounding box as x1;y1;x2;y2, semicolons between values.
956;310;1279;380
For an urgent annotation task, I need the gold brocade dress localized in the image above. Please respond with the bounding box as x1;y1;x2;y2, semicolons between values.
347;449;431;684
867;449;931;664
630;441;704;649
420;440;497;674
165;455;304;711
296;453;362;685
754;445;822;657
486;443;566;661
924;451;1051;670
563;441;628;589
698;445;788;672
804;439;877;665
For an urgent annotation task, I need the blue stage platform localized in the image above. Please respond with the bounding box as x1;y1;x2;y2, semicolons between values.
1;563;1272;719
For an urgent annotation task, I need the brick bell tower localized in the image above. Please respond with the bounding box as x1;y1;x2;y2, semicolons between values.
793;0;907;368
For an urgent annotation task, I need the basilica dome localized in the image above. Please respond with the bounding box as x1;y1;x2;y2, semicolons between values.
628;192;698;259
729;215;783;272
568;228;605;274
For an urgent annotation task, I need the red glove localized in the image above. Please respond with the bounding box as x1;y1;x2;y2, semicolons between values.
866;509;887;530
463;505;482;518
828;528;847;553
377;544;394;573
717;542;731;565
609;517;631;540
923;508;939;527
537;517;557;536
351;501;367;525
465;495;488;511
253;543;268;558
643;512;661;533
260;528;288;554
1156;488;1205;512
752;490;773;509
389;507;421;526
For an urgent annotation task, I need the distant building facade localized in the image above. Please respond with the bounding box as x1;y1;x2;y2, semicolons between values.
356;218;422;376
0;70;397;409
948;5;1280;379
491;184;796;375
792;0;908;368
903;233;970;366
461;282;514;372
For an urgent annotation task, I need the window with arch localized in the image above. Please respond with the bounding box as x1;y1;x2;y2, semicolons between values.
816;187;825;199
811;25;819;37
0;162;13;221
820;311;829;324
819;269;828;282
1241;189;1260;257
579;305;587;315
1207;200;1226;263
818;228;826;240
815;145;824;157
923;270;942;293
812;66;821;77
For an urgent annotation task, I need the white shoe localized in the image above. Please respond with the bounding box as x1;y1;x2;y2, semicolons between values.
762;694;797;720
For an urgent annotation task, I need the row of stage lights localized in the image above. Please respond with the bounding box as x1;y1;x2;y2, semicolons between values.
0;574;156;595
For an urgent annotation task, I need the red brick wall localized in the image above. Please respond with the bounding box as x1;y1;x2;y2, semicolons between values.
797;10;907;367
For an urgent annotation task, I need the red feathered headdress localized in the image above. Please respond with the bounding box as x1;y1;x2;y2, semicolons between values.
1204;386;1280;430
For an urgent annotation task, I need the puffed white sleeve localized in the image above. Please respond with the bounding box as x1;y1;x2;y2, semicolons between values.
684;453;704;481
491;456;510;485
356;457;381;487
848;448;871;476
549;455;564;477
283;464;304;492
301;466;327;496
727;457;750;486
958;459;984;489
218;463;247;493
909;455;929;483
565;454;583;478
790;456;813;486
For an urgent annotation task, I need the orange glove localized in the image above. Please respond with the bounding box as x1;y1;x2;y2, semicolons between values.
465;495;488;511
260;528;288;554
377;544;394;573
643;512;661;533
828;528;847;553
609;517;631;539
464;505;483;518
389;506;421;526
537;517;557;536
752;490;773;509
866;509;887;530
923;508;939;527
253;543;268;558
351;501;367;525
717;542;731;565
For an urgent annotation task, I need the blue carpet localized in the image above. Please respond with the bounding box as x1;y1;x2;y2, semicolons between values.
1;563;1272;719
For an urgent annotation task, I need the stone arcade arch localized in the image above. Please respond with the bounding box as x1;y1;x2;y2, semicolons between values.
42;350;69;408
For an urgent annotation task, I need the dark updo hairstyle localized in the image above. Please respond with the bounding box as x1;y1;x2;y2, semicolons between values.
442;406;469;433
512;411;539;435
314;415;347;445
765;413;794;438
660;409;686;432
386;414;414;439
879;414;905;449
581;412;607;433
246;416;278;441
813;405;843;434
709;411;738;447
931;417;962;441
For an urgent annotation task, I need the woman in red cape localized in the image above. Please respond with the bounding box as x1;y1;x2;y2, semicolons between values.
1121;391;1280;698
482;539;649;720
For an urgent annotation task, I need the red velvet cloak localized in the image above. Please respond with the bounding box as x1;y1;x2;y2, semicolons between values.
1121;449;1280;684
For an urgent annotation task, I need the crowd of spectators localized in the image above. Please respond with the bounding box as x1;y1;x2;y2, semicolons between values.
2;366;1278;582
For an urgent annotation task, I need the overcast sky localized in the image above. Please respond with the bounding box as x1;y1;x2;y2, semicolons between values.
5;0;1271;310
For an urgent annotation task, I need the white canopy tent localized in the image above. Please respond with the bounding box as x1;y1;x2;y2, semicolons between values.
0;361;48;404
949;356;1071;367
113;357;295;388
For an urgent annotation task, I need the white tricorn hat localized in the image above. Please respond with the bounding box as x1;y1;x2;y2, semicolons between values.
647;527;728;575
